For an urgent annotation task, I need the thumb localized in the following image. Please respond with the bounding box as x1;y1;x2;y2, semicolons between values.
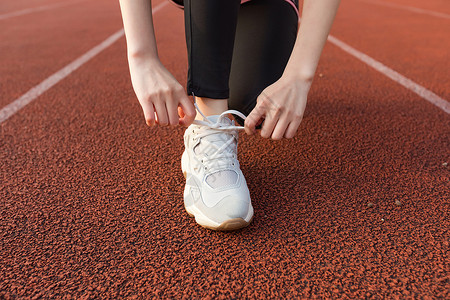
178;96;196;127
140;101;156;126
244;102;265;135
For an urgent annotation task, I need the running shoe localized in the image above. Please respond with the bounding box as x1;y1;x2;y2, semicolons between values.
181;109;253;231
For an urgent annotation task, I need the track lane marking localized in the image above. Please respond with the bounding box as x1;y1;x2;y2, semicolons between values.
0;0;87;21
1;1;448;125
358;0;450;20
327;35;450;114
0;1;168;124
298;12;450;114
0;29;124;124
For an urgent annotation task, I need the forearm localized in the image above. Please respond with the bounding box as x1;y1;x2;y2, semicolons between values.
119;0;159;60
284;0;341;82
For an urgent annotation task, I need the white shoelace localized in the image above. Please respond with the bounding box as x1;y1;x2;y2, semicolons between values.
190;100;247;173
192;102;247;131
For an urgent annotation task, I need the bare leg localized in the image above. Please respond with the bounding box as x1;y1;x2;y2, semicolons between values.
195;97;228;120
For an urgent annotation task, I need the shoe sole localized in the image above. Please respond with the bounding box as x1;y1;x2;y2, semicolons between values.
186;211;253;231
183;171;253;231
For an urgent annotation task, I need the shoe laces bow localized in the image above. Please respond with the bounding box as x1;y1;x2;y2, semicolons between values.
191;101;247;173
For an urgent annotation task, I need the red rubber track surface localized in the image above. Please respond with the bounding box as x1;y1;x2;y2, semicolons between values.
0;0;61;13
1;0;449;298
0;0;121;107
366;0;450;14
334;0;450;99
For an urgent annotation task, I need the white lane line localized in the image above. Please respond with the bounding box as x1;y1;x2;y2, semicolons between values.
358;0;450;20
0;0;86;21
0;1;168;124
327;35;450;114
0;29;124;124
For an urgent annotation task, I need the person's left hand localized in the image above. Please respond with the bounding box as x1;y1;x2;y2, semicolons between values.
244;75;311;140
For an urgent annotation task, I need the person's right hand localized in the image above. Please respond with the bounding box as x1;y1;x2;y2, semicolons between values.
128;56;196;127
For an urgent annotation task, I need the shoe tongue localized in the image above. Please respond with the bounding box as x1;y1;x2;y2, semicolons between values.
194;115;235;156
205;114;232;126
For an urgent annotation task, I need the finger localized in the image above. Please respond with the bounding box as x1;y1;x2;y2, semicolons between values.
271;116;290;140
244;104;265;135
178;96;196;127
165;98;180;126
140;101;156;126
260;112;279;139
284;116;303;139
153;100;169;126
260;92;285;139
178;106;185;119
259;99;281;139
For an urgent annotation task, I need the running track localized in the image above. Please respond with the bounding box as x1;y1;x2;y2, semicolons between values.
1;0;449;298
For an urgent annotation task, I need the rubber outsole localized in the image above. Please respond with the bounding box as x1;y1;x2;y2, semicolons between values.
183;171;253;231
186;210;253;231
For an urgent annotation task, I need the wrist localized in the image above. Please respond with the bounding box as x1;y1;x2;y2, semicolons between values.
282;68;315;85
283;62;316;82
128;49;160;64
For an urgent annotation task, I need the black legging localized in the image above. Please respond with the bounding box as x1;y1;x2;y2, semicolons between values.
183;0;298;118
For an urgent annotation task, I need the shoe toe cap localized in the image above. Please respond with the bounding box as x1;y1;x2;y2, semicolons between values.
207;195;251;223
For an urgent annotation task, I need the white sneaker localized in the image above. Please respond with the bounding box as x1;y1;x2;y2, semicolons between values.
181;109;254;231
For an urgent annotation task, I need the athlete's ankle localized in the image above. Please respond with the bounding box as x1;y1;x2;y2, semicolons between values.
195;97;228;120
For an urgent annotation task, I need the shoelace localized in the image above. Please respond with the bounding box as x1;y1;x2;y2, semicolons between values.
192;102;247;131
191;100;247;173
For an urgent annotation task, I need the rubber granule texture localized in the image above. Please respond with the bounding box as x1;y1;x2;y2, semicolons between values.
0;0;449;298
